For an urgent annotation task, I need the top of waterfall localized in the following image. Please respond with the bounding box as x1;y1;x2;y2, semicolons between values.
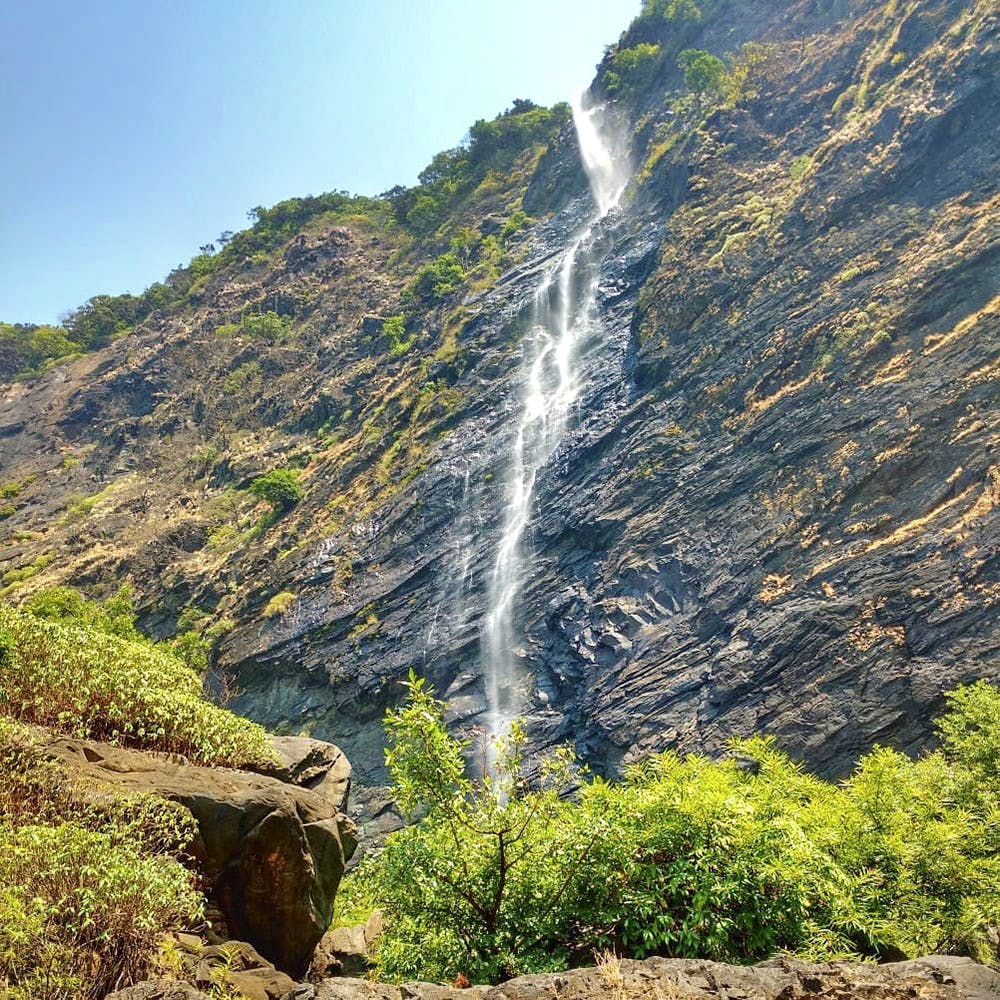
572;91;629;218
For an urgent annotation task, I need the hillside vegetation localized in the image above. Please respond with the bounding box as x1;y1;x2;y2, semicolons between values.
0;591;283;997
340;676;1000;984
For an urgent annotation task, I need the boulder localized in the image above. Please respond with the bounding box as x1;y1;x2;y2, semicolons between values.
310;910;384;978
104;984;209;1000
45;733;357;977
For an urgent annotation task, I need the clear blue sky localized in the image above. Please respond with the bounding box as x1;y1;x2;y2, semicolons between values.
0;1;638;325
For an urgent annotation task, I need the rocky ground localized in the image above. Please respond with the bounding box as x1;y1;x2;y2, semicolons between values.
108;955;1000;1000
0;0;996;841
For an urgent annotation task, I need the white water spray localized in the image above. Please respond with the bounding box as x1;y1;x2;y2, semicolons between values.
482;92;629;752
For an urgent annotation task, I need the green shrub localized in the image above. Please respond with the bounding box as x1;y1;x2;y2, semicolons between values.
340;680;1000;984
410;253;466;305
263;590;297;619
0;604;273;766
641;0;702;20
0;504;14;519
679;48;727;99
222;360;263;395
24;585;139;640
605;43;663;95
216;310;294;342
248;467;304;513
790;154;815;181
382;315;414;356
0;821;202;999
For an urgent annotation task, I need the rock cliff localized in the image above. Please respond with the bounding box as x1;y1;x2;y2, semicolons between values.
0;0;996;823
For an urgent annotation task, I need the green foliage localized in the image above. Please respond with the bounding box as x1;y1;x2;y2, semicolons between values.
216;309;294;342
342;681;1000;985
248;467;304;513
410;253;466;305
500;210;531;241
383;315;415;356
169;605;235;673
790;154;815;181
222;191;385;261
222;360;263;396
389;100;569;236
937;680;1000;806
0;604;273;766
341;673;581;983
0;821;202;999
605;44;663;95
0;323;82;379
24;585;139;640
262;590;297;619
0;720;203;999
679;48;728;98
641;0;702;20
0;553;55;595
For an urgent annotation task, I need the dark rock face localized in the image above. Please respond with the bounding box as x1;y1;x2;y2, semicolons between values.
0;0;997;840
45;734;356;977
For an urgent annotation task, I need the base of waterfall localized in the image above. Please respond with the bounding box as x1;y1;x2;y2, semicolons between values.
107;954;1000;1000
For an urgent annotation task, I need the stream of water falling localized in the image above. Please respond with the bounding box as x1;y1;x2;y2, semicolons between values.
482;92;629;752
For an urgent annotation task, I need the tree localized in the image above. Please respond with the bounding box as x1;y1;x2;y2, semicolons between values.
679;48;727;99
248;468;304;513
341;674;589;983
605;43;663;94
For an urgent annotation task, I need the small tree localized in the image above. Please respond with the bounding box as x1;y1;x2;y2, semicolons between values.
248;467;303;514
341;674;591;983
678;48;727;100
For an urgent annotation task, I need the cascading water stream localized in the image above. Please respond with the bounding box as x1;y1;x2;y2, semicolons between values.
482;92;629;754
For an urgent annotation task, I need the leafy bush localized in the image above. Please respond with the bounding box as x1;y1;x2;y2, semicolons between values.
605;43;663;95
790;154;815;181
389;101;569;236
679;48;727;98
23;585;139;640
641;0;702;20
263;590;297;619
410;253;466;305
248;467;304;513
0;604;273;766
0;719;203;999
0;821;202;999
216;309;294;342
382;315;414;356
340;679;1000;984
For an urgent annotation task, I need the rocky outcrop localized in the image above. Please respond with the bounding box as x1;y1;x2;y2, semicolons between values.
107;955;1000;1000
46;733;357;977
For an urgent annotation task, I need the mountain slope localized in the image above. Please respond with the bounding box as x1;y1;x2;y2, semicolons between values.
0;0;996;799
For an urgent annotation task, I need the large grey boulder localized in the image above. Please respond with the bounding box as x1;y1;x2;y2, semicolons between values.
46;733;357;977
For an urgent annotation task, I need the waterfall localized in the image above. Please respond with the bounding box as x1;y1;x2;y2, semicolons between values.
482;91;629;753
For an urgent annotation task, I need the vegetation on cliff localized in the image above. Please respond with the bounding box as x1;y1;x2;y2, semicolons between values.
0;590;289;997
341;677;1000;984
0;595;273;766
0;717;204;999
